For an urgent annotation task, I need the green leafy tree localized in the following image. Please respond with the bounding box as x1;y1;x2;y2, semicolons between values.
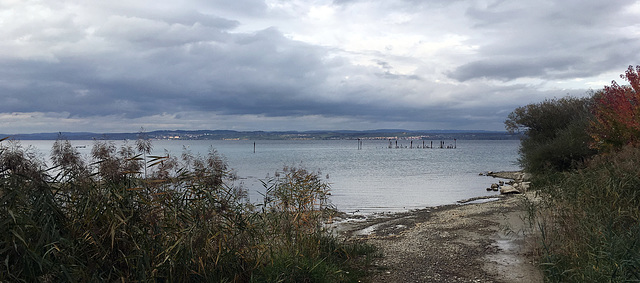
505;96;596;173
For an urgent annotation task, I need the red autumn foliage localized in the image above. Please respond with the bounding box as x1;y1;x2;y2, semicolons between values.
590;65;640;151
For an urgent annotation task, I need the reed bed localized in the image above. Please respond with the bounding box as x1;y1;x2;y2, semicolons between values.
527;146;640;282
0;137;375;282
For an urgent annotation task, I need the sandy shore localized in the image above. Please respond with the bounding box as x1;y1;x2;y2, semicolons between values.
334;172;543;283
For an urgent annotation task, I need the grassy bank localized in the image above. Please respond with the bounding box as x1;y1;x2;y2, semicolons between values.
529;147;640;282
0;138;376;282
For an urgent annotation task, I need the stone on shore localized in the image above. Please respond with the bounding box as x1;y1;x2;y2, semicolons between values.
500;185;520;195
486;171;533;193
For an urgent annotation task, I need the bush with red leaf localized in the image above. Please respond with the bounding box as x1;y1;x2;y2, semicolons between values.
590;65;640;151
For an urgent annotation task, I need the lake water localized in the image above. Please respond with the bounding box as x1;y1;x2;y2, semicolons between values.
17;139;520;213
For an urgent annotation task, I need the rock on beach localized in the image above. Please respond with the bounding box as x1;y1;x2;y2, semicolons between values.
485;171;531;194
499;184;520;194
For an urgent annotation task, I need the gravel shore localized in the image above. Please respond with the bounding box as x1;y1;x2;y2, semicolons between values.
335;173;543;282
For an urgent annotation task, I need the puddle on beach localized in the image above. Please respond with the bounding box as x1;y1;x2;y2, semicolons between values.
487;238;522;265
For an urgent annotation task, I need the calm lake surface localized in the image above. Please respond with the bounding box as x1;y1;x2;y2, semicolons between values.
21;139;520;213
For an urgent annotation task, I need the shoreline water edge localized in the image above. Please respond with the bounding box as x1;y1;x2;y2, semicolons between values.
331;171;528;224
332;171;544;283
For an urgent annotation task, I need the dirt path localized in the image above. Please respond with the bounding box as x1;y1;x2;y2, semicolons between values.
336;194;543;282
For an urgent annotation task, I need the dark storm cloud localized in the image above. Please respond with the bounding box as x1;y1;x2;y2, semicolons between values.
0;25;334;118
2;18;424;123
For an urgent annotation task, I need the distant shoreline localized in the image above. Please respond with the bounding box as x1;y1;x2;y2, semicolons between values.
2;129;522;141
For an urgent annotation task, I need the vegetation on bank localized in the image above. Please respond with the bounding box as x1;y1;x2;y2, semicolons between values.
507;65;640;282
0;136;376;282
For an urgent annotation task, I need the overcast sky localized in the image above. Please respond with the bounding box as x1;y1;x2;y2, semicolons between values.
1;0;639;134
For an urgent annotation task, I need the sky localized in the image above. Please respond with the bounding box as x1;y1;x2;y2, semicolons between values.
1;0;640;134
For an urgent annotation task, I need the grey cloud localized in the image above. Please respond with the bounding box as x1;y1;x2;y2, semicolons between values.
95;16;231;48
373;60;421;80
448;37;640;82
541;0;637;28
159;11;240;30
467;0;636;29
0;24;335;119
2;0;638;134
118;6;241;30
452;0;640;82
333;0;460;9
447;57;583;82
187;0;268;17
376;72;422;80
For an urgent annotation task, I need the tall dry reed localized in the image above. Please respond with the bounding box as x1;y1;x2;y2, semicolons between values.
0;137;375;282
531;146;640;282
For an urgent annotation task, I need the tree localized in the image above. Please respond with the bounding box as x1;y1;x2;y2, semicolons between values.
590;65;640;151
505;96;596;173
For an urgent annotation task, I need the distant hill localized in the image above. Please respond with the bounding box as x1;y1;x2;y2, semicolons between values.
1;129;522;140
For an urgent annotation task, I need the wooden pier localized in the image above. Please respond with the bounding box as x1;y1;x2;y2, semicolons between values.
384;138;457;149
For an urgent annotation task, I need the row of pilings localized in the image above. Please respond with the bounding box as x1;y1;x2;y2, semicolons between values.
355;138;457;149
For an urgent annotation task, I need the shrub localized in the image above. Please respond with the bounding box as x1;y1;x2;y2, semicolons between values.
590;65;640;151
505;96;596;173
